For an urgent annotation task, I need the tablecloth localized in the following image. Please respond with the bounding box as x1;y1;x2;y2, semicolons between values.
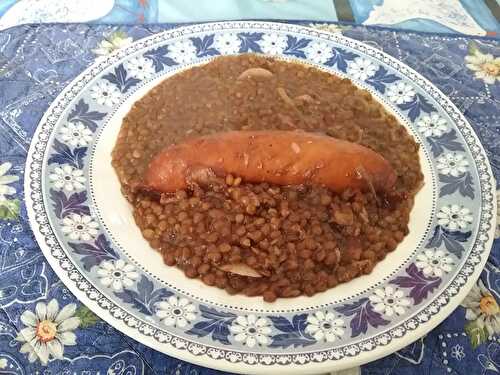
0;22;498;375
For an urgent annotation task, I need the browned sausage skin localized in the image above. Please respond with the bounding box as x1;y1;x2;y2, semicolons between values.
142;130;397;194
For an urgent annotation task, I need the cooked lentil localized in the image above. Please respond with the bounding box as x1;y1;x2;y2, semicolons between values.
111;54;423;302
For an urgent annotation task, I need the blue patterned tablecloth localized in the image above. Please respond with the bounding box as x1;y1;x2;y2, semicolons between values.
0;22;498;375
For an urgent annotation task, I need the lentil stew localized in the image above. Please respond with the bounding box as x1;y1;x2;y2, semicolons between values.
111;54;423;302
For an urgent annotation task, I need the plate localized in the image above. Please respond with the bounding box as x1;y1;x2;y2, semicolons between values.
25;22;496;374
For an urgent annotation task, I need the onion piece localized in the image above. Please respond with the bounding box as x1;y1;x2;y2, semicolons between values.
237;68;274;80
219;263;262;278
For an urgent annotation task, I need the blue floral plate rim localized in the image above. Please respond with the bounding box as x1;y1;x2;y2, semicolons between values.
25;21;496;374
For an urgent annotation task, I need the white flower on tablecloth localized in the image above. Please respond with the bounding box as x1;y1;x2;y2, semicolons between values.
168;40;197;64
451;344;465;361
436;153;469;177
16;300;80;365
465;50;500;85
92;31;133;56
369;286;411;317
97;259;139;291
59;122;93;147
305;311;345;342
0;162;19;201
156;296;197;328
258;33;287;55
304;41;333;64
415;249;454;278
61;213;98;241
495;190;500;238
347;57;377;81
230;314;272;347
214;33;241;55
308;23;346;34
49;165;86;192
417;114;448;138
436;204;473;230
387;82;416;104
461;279;500;336
0;358;7;369
124;56;155;80
90;80;121;107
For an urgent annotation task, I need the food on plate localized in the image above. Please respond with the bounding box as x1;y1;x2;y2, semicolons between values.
142;130;397;195
112;54;423;302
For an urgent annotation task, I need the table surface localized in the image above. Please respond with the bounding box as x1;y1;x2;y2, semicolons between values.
0;15;499;375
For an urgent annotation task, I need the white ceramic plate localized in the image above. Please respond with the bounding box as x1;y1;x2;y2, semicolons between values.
25;22;496;374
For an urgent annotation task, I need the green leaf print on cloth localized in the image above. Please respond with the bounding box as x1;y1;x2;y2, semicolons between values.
75;305;100;328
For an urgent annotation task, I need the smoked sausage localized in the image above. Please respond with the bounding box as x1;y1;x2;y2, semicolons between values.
143;130;396;194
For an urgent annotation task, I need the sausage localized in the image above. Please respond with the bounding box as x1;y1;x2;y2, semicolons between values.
142;130;396;194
